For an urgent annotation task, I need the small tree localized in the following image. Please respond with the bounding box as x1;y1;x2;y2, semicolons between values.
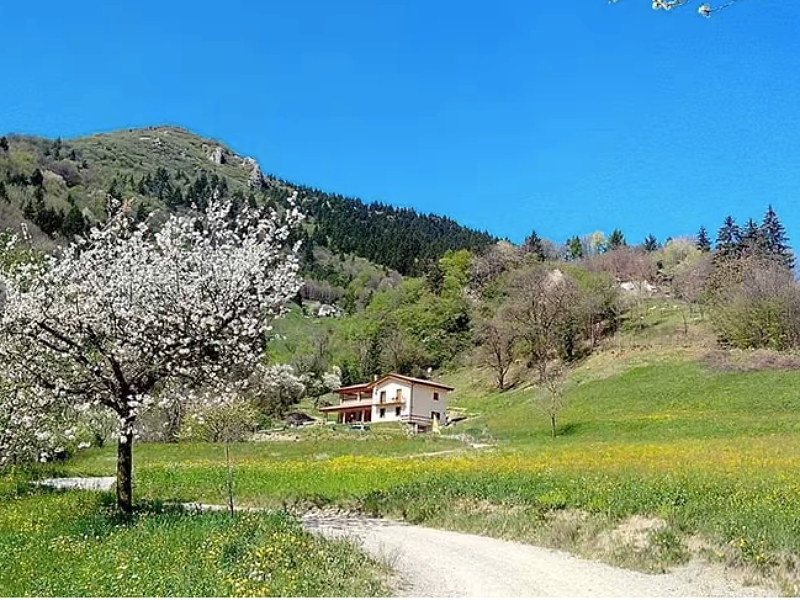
474;316;517;391
0;196;302;512
696;225;712;253
716;216;741;259
607;229;626;250
532;364;570;438
643;234;659;253
760;205;793;269
250;364;306;420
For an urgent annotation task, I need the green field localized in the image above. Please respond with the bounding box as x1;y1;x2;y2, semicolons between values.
7;306;800;594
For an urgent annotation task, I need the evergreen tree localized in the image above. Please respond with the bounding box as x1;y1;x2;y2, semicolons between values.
696;225;711;252
643;234;658;252
608;229;626;250
0;136;8;152
715;216;741;258
567;236;583;260
760;204;793;268
62;204;87;238
522;230;547;261
30;168;44;188
739;218;765;258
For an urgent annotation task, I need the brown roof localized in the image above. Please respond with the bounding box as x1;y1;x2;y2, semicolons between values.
332;382;374;395
377;373;455;391
334;373;455;395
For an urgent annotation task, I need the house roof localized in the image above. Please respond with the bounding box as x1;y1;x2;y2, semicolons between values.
333;382;375;394
378;373;455;391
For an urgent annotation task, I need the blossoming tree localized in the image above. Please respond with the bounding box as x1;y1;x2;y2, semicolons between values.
0;196;302;512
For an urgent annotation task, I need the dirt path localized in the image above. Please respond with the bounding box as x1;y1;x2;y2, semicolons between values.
301;511;777;598
37;478;778;597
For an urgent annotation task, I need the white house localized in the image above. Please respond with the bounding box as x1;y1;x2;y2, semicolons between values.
320;373;453;432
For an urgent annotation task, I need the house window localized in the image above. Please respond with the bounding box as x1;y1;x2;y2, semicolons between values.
396;389;403;401
431;411;441;422
395;406;401;416
433;392;439;401
380;390;386;403
380;408;386;418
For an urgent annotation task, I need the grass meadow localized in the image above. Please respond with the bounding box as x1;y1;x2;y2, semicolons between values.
6;301;800;594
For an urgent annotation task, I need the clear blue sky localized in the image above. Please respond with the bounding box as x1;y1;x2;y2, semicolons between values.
2;0;798;246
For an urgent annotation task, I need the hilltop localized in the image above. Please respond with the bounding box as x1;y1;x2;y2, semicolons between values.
0;126;496;277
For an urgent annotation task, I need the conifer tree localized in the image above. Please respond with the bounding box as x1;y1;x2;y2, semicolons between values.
608;229;626;250
716;216;741;258
522;230;547;261
696;225;711;252
760;205;793;268
643;234;658;252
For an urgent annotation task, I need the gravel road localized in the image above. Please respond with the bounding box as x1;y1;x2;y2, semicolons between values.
36;478;778;597
302;511;777;598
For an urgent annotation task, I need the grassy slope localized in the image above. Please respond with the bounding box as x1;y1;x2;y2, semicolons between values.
11;295;800;591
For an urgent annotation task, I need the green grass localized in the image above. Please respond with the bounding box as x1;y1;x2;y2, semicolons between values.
47;346;800;586
12;301;800;590
0;488;388;597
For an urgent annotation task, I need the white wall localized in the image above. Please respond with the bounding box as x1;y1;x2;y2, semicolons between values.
370;381;411;422
410;385;447;423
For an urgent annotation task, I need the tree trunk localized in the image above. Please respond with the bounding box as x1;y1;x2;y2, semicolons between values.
551;415;557;438
116;436;133;513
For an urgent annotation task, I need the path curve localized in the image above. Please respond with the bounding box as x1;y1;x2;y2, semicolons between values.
302;511;776;598
36;478;778;597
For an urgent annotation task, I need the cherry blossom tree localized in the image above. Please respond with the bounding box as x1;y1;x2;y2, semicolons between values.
0;195;302;512
608;0;745;18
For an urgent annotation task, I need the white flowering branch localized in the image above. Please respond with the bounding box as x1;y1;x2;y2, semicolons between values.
608;0;745;17
0;195;303;511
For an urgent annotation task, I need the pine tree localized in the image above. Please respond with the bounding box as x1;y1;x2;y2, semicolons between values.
608;229;626;250
696;226;711;252
522;230;547;261
760;205;793;268
715;216;741;258
62;204;87;238
0;136;8;152
567;236;583;260
739;218;765;258
643;234;658;252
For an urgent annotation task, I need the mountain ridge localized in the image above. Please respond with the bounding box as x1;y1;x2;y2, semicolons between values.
0;125;496;275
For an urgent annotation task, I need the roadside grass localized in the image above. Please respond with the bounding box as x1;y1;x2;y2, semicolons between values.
0;487;388;597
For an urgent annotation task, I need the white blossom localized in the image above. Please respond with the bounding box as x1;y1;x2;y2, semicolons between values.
0;195;303;505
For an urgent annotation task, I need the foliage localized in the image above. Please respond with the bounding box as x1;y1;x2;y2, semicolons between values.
250;364;307;419
708;257;800;350
0;195;302;511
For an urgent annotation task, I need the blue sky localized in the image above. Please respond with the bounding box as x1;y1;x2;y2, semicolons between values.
2;0;798;246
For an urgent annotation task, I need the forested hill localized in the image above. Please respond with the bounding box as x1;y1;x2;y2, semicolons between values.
0;126;495;275
292;184;495;275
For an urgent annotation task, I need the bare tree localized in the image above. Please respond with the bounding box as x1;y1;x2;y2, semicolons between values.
475;317;518;391
502;266;580;382
532;363;570;438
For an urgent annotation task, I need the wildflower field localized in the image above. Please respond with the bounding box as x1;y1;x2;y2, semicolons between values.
8;351;800;593
0;484;388;597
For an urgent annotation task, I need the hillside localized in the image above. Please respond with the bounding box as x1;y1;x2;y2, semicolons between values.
0;126;496;276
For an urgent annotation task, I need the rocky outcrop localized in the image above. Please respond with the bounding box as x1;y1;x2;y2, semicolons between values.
243;157;265;189
209;146;226;165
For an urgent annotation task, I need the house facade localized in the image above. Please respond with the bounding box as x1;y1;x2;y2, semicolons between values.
320;373;453;432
